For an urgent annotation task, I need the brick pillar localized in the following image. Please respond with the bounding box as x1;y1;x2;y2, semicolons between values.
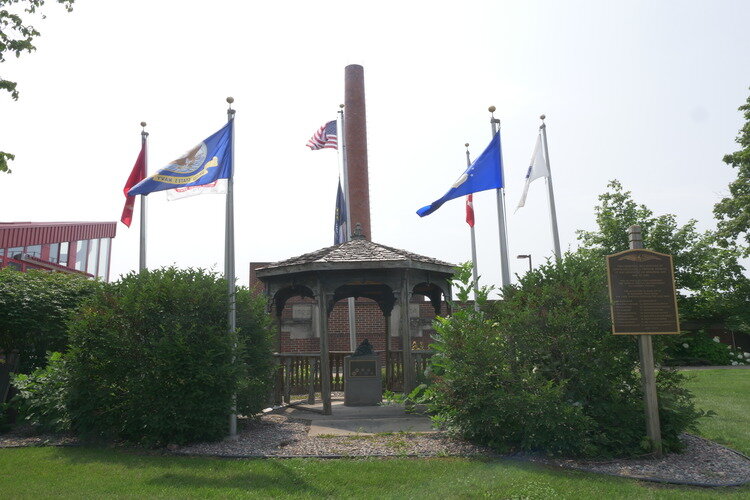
344;64;372;241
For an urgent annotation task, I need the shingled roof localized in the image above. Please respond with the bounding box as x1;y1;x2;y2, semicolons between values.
255;238;456;277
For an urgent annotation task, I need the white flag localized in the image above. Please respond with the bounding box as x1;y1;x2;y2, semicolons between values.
516;133;549;211
166;179;228;201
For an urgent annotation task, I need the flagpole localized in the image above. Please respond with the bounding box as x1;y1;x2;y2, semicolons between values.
226;97;238;438
465;143;480;311
540;115;562;261
489;106;511;289
339;104;357;352
139;122;148;271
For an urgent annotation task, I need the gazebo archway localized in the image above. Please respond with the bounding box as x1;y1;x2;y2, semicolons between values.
257;231;454;415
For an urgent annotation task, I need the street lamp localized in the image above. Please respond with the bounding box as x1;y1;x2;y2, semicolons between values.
517;254;532;272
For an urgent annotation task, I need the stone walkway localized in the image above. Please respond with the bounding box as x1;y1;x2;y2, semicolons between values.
280;400;435;436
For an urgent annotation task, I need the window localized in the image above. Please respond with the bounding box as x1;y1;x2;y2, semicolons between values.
86;239;99;276
48;243;60;263
75;240;88;271
97;238;110;281
26;245;42;259
8;247;23;260
59;242;69;267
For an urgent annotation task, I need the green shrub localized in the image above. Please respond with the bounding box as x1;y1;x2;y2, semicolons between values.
427;252;707;458
66;267;272;446
663;330;749;366
11;352;71;433
0;269;101;373
235;287;275;417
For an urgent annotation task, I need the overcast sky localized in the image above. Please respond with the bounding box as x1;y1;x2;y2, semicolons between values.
1;0;749;293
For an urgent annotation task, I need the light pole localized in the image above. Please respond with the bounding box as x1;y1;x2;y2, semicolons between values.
517;254;532;273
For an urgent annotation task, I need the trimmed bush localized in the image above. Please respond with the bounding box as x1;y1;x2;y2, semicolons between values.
66;267;273;446
664;330;748;366
235;287;275;417
426;251;707;458
12;352;71;433
0;269;101;373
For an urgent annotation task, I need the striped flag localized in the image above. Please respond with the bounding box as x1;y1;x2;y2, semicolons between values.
466;194;475;227
307;120;338;150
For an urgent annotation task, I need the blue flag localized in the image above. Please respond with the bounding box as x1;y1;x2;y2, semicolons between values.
128;122;233;196
334;179;347;244
416;132;503;217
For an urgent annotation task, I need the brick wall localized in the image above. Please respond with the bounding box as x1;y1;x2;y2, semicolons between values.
250;261;447;354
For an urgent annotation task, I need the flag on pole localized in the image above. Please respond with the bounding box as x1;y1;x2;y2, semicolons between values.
516;133;549;210
166;179;227;200
417;132;503;217
334;179;348;244
307;120;338;150
121;145;146;227
128;122;233;196
466;194;475;227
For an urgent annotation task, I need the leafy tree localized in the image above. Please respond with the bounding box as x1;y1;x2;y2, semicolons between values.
577;180;750;330
1;0;75;173
714;89;750;255
0;268;101;373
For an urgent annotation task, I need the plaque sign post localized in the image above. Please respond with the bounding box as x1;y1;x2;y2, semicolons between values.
606;225;681;457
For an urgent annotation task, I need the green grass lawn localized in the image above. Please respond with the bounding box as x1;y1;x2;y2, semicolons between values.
0;369;747;499
683;368;750;456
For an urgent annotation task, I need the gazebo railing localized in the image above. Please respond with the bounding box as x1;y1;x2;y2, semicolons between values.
272;350;434;405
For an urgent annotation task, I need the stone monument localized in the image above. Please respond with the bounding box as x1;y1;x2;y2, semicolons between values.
344;339;382;406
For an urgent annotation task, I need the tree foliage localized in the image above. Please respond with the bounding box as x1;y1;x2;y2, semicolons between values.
424;255;706;458
0;268;101;373
0;0;75;173
714;89;750;255
577;180;750;331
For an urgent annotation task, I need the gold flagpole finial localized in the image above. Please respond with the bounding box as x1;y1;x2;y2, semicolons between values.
339;103;345;109
140;121;148;137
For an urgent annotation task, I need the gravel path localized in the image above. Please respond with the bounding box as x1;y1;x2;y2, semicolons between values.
2;411;749;487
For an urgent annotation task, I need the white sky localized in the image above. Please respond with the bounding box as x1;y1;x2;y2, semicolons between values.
1;0;749;292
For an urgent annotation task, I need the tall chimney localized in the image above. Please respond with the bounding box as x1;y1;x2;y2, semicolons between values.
344;64;372;241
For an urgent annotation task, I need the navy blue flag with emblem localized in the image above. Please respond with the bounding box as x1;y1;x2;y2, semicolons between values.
334;179;347;244
128;122;233;196
416;132;503;217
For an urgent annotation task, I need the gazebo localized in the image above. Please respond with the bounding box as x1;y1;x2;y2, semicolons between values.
256;225;455;414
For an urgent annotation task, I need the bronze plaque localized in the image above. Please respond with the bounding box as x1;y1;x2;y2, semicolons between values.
349;360;377;377
606;249;680;335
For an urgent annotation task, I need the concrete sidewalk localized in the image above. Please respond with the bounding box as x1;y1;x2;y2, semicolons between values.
279;400;437;436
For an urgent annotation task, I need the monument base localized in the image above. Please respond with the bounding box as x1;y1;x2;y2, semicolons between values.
344;354;382;406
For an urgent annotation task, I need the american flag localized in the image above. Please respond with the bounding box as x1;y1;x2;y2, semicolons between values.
306;120;338;150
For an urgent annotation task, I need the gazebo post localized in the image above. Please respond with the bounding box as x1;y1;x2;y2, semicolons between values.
384;311;391;390
317;287;333;415
400;275;415;394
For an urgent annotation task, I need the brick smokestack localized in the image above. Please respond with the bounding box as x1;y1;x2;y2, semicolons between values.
344;64;372;241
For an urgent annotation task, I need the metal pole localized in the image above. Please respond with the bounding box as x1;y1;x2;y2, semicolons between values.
539;115;562;261
340;105;358;352
489;106;511;289
139;122;148;271
226;97;238;438
465;143;480;311
629;225;663;456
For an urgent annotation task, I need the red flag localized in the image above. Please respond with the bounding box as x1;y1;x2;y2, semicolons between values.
466;194;475;227
121;145;146;227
